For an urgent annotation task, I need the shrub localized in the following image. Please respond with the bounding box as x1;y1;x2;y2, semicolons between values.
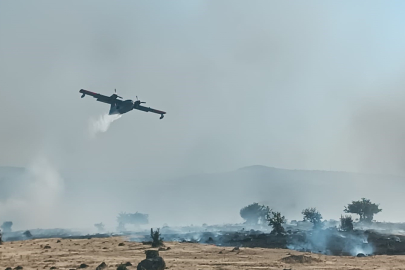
340;215;354;231
266;211;286;235
94;222;105;232
150;228;164;247
302;208;323;229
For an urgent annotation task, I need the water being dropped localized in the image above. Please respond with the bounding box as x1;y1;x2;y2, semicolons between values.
88;113;122;138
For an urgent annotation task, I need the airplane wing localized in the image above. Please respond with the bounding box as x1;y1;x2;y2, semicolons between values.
79;89;122;104
134;104;166;119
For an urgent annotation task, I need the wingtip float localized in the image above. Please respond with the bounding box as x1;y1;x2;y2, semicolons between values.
79;89;166;119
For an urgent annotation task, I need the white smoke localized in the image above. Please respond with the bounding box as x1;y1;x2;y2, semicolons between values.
88;113;122;138
0;156;65;229
286;228;375;256
26;156;64;210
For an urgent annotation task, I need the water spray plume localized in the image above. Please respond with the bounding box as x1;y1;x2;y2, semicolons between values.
88;113;122;138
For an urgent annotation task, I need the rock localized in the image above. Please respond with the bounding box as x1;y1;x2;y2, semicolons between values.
118;243;125;246
96;262;107;270
44;245;51;249
116;265;127;270
136;257;166;270
14;267;23;270
124;262;132;266
145;250;159;259
56;240;61;243
5;268;12;270
356;253;366;257
137;250;166;270
231;247;239;252
79;264;88;268
50;267;57;270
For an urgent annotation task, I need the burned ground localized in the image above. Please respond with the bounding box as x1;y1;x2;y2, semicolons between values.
1;236;405;270
129;225;405;257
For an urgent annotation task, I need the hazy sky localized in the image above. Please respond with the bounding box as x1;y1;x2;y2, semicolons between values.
2;1;405;229
2;1;405;176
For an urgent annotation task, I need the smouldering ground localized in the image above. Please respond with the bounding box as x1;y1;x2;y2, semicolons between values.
0;236;404;269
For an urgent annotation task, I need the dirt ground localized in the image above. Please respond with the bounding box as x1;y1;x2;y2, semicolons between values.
1;236;405;270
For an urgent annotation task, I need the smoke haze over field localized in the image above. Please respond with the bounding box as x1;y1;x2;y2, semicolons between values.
2;1;405;229
0;156;65;229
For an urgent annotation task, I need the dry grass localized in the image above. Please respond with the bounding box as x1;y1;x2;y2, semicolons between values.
0;236;404;269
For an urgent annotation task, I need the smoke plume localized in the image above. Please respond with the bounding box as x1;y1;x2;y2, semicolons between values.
88;114;122;138
0;156;64;230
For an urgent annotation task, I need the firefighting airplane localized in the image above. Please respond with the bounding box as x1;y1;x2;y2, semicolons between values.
79;89;166;119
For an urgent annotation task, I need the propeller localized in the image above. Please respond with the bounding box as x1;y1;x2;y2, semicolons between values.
136;96;146;104
114;88;123;99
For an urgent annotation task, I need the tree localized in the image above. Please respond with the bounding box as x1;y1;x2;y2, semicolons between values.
302;208;323;229
23;230;32;238
117;222;125;232
94;222;105;232
150;228;164;247
266;210;286;235
1;221;13;233
340;215;354;232
117;212;149;231
240;203;269;225
344;198;382;223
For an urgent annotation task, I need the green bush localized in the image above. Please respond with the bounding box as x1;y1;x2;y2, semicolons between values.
266;211;286;235
340;215;354;231
302;208;323;229
151;228;164;247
